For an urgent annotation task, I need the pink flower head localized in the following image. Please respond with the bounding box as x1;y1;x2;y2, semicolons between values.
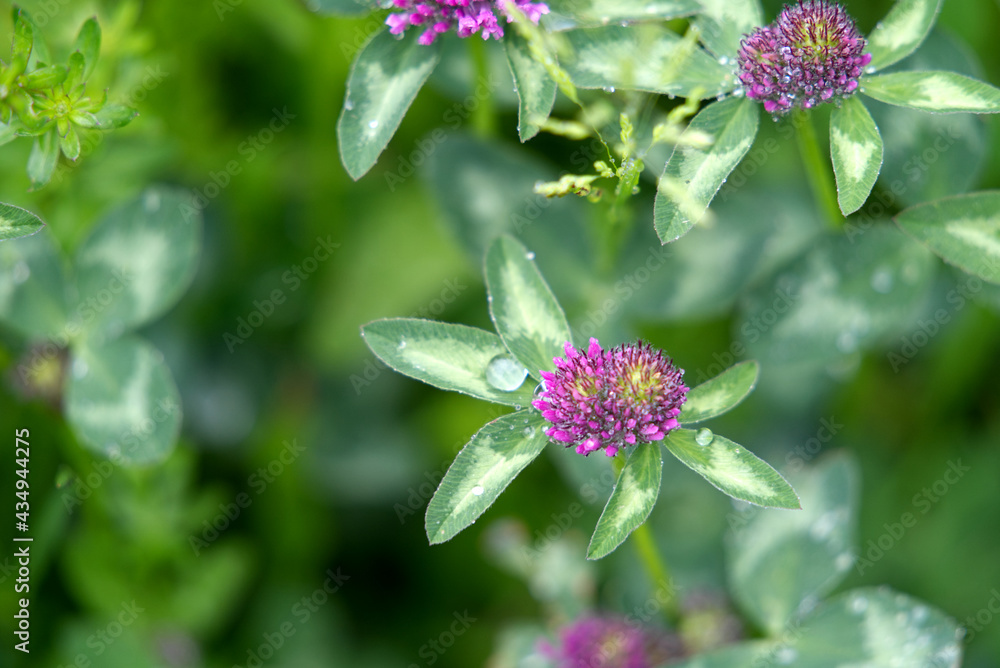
385;0;549;45
737;1;872;115
532;339;688;457
540;615;685;668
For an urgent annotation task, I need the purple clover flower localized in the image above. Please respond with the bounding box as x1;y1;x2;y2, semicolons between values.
385;0;549;46
540;615;685;668
533;339;688;458
737;1;872;115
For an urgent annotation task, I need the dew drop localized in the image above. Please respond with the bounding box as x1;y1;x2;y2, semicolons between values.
836;331;857;353
486;354;529;392
718;56;729;66
368;119;379;129
809;511;837;540
344;99;354;111
602;86;616;93
12;261;30;284
835;552;854;571
850;595;868;614
525;251;535;260
523;426;535;437
471;485;484;496
870;267;894;294
72;358;89;379
938;644;960;661
397;338;407;351
144;190;161;213
694;428;714;446
776;648;797;665
865;65;876;74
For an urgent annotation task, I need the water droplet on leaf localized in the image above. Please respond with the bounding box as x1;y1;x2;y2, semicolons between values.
471;485;484;496
776;648;797;665
144;190;161;213
809;511;837;540
870;267;894;294
486;355;529;392
695;428;714;446
368;119;379;129
836;331;857;353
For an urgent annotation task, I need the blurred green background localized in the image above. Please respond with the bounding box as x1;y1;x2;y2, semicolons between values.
1;0;1000;666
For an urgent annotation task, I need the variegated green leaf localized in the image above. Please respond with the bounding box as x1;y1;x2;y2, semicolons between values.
865;0;943;72
338;29;441;180
504;31;557;142
0;230;68;340
0;202;45;242
676;588;963;667
426;410;549;544
862;71;1000;114
679;360;758;425
790;588;963;664
830;95;883;215
561;25;735;98
738;226;937;367
361;318;537;406
64;336;182;465
664;429;799;508
728;453;860;634
655;97;759;244
894;191;1000;284
485;235;572;380
587;442;662;559
73;187;201;341
692;0;763;60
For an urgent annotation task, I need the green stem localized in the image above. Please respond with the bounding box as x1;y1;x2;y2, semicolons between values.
611;457;680;624
793;110;841;229
467;38;497;138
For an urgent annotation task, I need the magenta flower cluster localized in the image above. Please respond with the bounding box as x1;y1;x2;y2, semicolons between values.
533;339;688;458
541;615;684;668
737;0;872;115
385;0;549;46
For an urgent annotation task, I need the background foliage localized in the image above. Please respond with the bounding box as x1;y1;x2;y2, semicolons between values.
1;0;999;666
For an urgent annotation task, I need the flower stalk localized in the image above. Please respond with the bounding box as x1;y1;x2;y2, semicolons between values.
793;109;842;228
